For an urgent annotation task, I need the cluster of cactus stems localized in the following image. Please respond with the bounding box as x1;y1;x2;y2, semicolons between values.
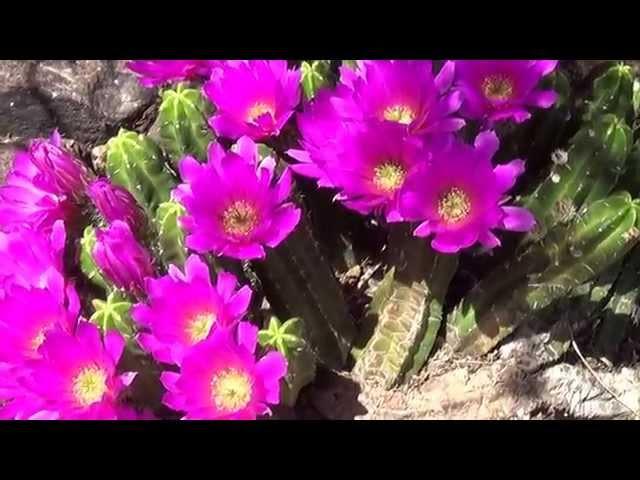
448;63;640;357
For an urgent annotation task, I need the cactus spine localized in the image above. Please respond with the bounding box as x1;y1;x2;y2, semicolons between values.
154;201;187;269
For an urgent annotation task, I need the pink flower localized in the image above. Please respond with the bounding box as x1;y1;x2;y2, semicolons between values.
127;60;215;87
204;60;301;140
399;131;536;253
174;137;301;260
88;178;146;233
93;221;155;297
454;60;558;124
132;254;252;366
13;322;136;420
161;322;287;419
338;60;465;135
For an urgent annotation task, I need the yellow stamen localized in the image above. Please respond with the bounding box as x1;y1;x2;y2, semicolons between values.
383;104;415;125
222;200;259;238
438;187;471;224
211;369;253;412
246;102;275;123
373;162;406;193
482;75;514;102
72;366;108;407
186;313;216;344
31;329;47;353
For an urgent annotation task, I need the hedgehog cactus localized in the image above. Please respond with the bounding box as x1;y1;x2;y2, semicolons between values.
156;83;214;167
105;129;176;215
353;227;458;389
153;201;187;269
450;192;640;356
583;63;635;123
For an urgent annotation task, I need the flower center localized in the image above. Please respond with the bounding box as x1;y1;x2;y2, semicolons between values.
30;329;47;354
373;162;406;193
211;368;253;412
186;313;216;344
482;75;514;102
438;187;471;224
246;102;275;123
222;200;259;238
72;366;108;407
383;104;415;125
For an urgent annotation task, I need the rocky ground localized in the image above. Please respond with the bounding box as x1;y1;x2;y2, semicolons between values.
2;59;638;420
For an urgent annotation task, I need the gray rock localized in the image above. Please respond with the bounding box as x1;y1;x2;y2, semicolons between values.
0;60;156;146
0;143;18;183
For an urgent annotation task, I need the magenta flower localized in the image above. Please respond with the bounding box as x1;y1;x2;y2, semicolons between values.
14;322;136;420
204;60;301;140
161;322;287;419
93;221;155;296
315;120;427;222
88;178;145;233
399;131;536;253
0;220;66;292
28;130;92;200
127;60;214;87
338;60;465;135
287;86;364;188
132;254;252;366
174;138;301;260
0;150;77;232
454;60;558;124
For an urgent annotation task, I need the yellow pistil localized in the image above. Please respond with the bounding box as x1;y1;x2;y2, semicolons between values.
438;187;471;224
373;162;406;193
481;74;514;102
211;369;253;412
72;366;108;407
222;200;259;238
186;313;216;344
383;104;416;125
246;102;275;123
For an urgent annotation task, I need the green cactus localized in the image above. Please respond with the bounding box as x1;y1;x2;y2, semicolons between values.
353;228;458;389
105;129;176;215
258;316;316;407
583;63;635;124
154;201;187;269
521;114;632;243
252;212;356;370
79;225;109;291
450;192;640;356
157;83;214;167
90;291;135;341
300;61;331;100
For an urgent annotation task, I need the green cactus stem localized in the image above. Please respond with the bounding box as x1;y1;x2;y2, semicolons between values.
258;316;317;407
252;211;357;370
79;225;110;291
353;226;458;389
521;114;632;244
583;63;635;124
300;61;331;100
156;83;214;167
450;192;640;356
154;201;187;269
105;129;176;215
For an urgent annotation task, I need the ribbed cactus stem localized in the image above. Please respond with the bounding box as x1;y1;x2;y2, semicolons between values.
584;63;634;123
105;129;176;215
156;83;214;167
300;61;332;100
450;193;640;356
154;201;187;269
252;211;356;370
89;291;135;341
353;226;458;389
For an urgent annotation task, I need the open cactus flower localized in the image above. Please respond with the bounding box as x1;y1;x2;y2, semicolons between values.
4;58;640;421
